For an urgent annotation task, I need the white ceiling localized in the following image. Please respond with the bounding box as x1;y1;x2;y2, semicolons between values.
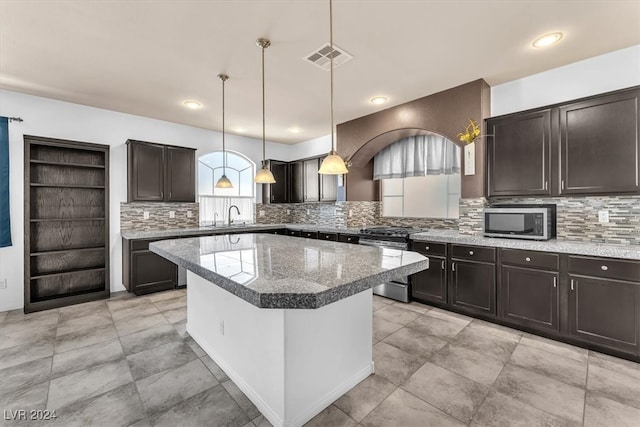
1;1;639;144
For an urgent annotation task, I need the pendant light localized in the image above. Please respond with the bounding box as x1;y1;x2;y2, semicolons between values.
215;73;233;189
318;0;349;175
254;38;276;184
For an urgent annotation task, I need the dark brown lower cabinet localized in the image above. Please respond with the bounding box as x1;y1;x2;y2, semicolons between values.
123;238;177;296
411;256;447;304
501;265;559;332
450;260;496;316
568;274;640;355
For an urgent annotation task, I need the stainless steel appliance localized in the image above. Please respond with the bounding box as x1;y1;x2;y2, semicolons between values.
358;226;419;302
484;204;556;240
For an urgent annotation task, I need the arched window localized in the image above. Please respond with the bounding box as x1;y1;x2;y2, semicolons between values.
198;151;255;224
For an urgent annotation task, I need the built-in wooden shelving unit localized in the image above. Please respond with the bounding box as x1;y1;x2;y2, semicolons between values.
24;135;110;313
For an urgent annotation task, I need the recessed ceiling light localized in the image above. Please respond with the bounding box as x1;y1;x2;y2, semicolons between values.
183;100;203;109
532;32;563;48
288;127;303;134
370;96;388;105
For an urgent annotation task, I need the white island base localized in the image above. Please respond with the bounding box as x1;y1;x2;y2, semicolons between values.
186;272;374;427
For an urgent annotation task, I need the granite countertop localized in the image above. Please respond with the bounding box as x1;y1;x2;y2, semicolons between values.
410;229;640;261
150;233;428;309
121;223;361;240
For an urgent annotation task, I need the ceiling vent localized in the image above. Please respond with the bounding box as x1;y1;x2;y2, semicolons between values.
304;43;353;71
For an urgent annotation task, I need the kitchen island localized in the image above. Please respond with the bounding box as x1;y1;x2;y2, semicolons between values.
150;233;428;427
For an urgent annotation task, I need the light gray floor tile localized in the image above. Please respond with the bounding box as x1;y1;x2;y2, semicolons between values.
305;405;357;427
382;327;447;358
0;380;49;412
373;295;394;306
494;364;585;424
2;310;59;328
56;312;113;336
47;359;133;410
150;384;249;427
374;304;421;325
398;301;431;314
432;344;506;385
149;290;183;303
588;350;640;381
0;336;54;370
222;379;261;420
0;322;57;350
372;315;403;342
172;319;188;337
468;319;522;342
114;312;168;337
373;299;390;312
48;383;145;427
110;303;160;323
127;340;197;380
471;390;576;427
51;338;124;378
58;300;109;322
201;355;229;382
452;323;519;361
362;387;465;427
0;310;7;323
584;392;640;427
426;308;473;324
153;295;186;312
252;414;273;427
54;322;118;353
107;296;152;313
405;314;468;340
402;361;489;424
587;363;640;409
119;323;181;356
510;342;588;388
372;342;427;386
136;359;218;414
0;357;52;398
161;307;187;324
185;336;206;357
334;374;397;422
520;333;589;363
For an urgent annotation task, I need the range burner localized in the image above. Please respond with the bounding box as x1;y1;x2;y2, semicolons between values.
359;226;419;239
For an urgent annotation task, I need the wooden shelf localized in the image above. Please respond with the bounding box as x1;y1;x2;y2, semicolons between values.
30;246;106;257
30;184;105;189
30;288;108;304
30;159;105;169
31;267;105;280
30;218;105;222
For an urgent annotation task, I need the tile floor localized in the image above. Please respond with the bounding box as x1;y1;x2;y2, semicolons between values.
1;291;639;426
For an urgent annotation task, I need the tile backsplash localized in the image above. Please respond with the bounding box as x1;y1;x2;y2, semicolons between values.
120;202;199;231
255;194;640;245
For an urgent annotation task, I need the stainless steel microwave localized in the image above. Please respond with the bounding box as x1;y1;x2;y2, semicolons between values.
483;204;556;240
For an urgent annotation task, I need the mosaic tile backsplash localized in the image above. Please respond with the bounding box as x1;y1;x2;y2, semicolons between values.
121;202;199;231
255;194;640;245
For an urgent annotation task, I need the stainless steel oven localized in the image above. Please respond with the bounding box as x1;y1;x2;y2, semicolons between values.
484;204;556;240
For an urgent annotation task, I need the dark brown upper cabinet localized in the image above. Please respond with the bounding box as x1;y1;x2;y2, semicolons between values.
127;140;196;203
487;109;551;197
486;86;640;198
560;89;640;195
290;160;304;203
261;160;289;203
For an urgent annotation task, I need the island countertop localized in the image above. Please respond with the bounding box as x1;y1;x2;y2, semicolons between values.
150;233;428;309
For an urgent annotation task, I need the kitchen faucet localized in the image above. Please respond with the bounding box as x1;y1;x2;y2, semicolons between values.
213;212;219;227
228;205;240;226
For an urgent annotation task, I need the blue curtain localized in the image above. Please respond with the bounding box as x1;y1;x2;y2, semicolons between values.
0;117;11;248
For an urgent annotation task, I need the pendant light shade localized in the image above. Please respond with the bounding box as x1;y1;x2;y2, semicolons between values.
319;0;348;175
215;73;234;189
254;38;276;184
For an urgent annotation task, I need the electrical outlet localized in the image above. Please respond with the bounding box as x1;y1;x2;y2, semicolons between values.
143;211;150;220
219;320;225;336
286;209;291;215
306;209;310;215
186;211;193;218
598;210;610;223
169;211;175;219
349;209;353;218
0;279;6;289
259;210;265;217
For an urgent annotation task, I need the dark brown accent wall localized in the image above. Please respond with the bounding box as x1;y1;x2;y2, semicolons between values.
337;79;491;200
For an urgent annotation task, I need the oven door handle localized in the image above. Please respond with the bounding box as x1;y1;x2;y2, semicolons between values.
358;238;407;250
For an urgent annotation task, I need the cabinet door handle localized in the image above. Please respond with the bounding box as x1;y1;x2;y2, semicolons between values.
469;250;474;255
553;276;557;288
525;257;531;262
601;265;608;271
544;181;548;191
452;262;456;272
425;246;430;251
570;279;575;291
561;180;565;190
441;260;445;270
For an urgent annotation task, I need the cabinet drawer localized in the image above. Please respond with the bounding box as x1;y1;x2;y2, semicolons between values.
451;245;496;263
569;256;640;282
338;234;359;244
500;249;559;270
318;232;338;241
410;240;446;256
300;231;318;239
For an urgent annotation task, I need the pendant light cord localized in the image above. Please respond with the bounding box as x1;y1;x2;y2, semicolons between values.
262;43;266;166
222;76;226;175
329;0;335;154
